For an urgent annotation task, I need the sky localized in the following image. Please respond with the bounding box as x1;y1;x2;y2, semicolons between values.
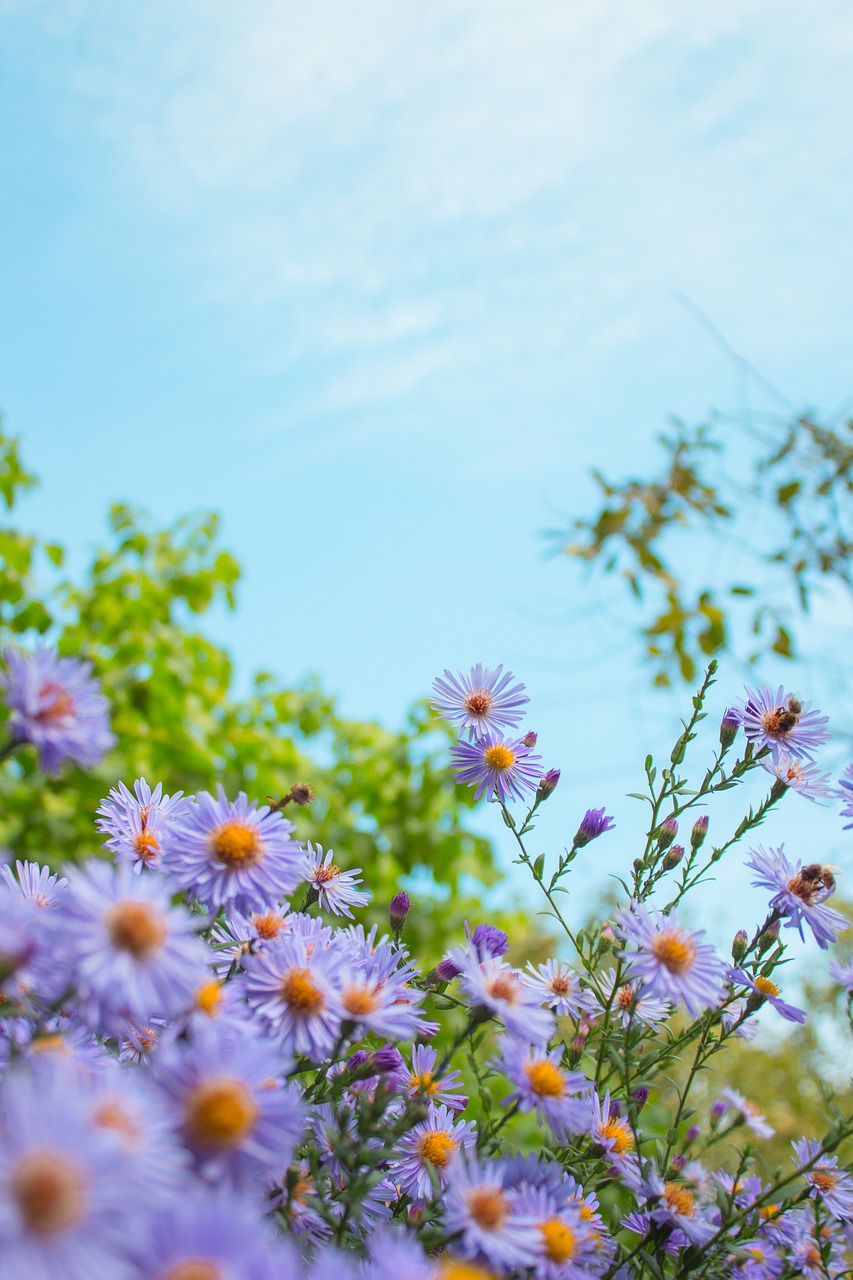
1;0;852;970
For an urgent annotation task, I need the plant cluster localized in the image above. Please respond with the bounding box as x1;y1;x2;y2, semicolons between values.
0;650;852;1279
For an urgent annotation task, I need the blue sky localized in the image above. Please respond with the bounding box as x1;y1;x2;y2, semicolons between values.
1;1;852;966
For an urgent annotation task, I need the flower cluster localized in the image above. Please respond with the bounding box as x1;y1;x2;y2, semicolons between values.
0;650;851;1280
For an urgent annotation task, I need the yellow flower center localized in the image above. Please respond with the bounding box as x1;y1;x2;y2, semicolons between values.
752;977;780;997
12;1151;86;1234
132;831;160;861
599;1117;635;1154
195;981;223;1016
664;1182;696;1217
417;1129;457;1168
251;911;286;939
29;1034;66;1055
185;1078;258;1148
539;1219;577;1262
465;1187;509;1230
105;900;167;959
279;967;325;1015
209;821;261;868
759;1204;780;1220
341;987;379;1017
163;1265;222;1280
651;929;696;974
409;1070;439;1095
525;1059;565;1097
483;743;516;772
438;1263;495;1280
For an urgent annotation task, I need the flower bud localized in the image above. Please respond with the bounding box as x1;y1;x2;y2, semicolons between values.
389;891;411;938
662;844;685;871
535;768;561;803
568;1032;587;1065
655;816;678;850
632;1087;649;1112
371;1045;404;1076
471;923;509;960
710;1099;727;1123
719;709;740;749
757;920;780;956
685;1124;701;1144
521;730;538;748
690;816;709;850
574;806;615;847
668;1155;687;1173
599;924;616;953
731;929;748;962
435;956;461;982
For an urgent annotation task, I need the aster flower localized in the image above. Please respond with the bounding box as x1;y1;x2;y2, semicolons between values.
0;859;67;908
573;807;616;847
512;1184;598;1280
450;732;543;804
593;968;672;1028
0;646;115;772
58;859;209;1037
452;952;556;1042
721;999;759;1040
495;1038;590;1139
837;763;853;829
153;1017;305;1189
336;942;430;1040
431;664;530;740
443;1156;541;1270
390;1104;476;1200
242;930;346;1059
405;1044;468;1112
793;1139;853;1221
736;684;830;763
303;843;370;918
729;967;806;1023
760;755;832;802
209;904;292;976
522;960;597;1019
829;958;853;993
0;1062;137;1278
616;903;726;1017
746;845;847;949
96;777;192;873
0;882;65;1010
133;1186;284;1279
719;1087;774;1138
631;1163;717;1246
588;1089;637;1162
159;785;304;913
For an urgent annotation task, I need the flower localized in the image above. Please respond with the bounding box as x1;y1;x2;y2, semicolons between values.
336;942;430;1040
1;646;115;772
431;664;530;740
719;1087;774;1138
573;807;615;847
405;1044;468;1112
132;1186;285;1279
793;1139;853;1221
443;1157;541;1270
390;1104;476;1200
96;777;192;873
632;1163;717;1246
153;1017;305;1189
453;953;556;1042
837;763;853;830
760;756;832;802
495;1038;590;1139
389;891;411;935
58;859;209;1037
593;968;672;1028
522;960;597;1020
736;685;830;763
0;860;67;909
512;1184;597;1280
450;733;543;804
616;903;726;1017
303;844;370;917
729;968;806;1023
829;958;853;993
242;931;346;1059
746;846;847;950
588;1090;636;1161
160;785;304;914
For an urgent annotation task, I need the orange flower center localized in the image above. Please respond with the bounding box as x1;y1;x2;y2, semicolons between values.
36;682;75;722
313;863;340;884
616;983;635;1009
417;1129;457;1168
438;1263;495;1280
539;1219;577;1262
185;1079;258;1147
466;1186;509;1230
341;987;379;1017
105;900;167;959
93;1100;139;1145
132;831;160;861
599;1117;635;1154
483;744;515;772
280;967;325;1015
12;1151;86;1234
251;911;286;939
195;981;223;1015
409;1070;439;1096
651;930;696;974
164;1265;222;1280
486;973;520;1004
809;1170;839;1193
465;689;494;717
664;1182;696;1217
753;977;780;997
210;821;261;868
525;1059;565;1098
549;973;571;995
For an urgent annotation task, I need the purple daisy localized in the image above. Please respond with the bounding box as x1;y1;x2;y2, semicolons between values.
96;777;192;874
522;960;597;1019
736;684;830;763
133;1186;285;1279
390;1104;476;1201
153;1016;305;1189
58;859;209;1037
631;1163;717;1246
405;1045;468;1112
837;763;853;829
303;843;370;918
450;732;543;804
719;1088;774;1139
793;1139;853;1221
512;1184;598;1280
495;1038;590;1139
0;646;115;772
573;807;616;847
0;860;67;909
588;1090;637;1163
760;756;832;802
452;951;556;1042
336;943;430;1041
443;1156;541;1270
729;967;806;1023
592;968;672;1028
241;930;346;1060
616;903;726;1017
159;785;304;913
830;958;853;993
431;664;530;740
746;845;847;949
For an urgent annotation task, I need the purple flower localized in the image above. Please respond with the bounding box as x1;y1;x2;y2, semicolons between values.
1;646;115;772
58;859;209;1037
242;931;346;1060
153;1017;305;1189
495;1038;590;1140
389;891;411;934
336;942;430;1041
1;860;67;909
405;1044;468;1112
793;1139;853;1221
96;777;192;874
830;958;853;993
471;923;509;960
511;1184;598;1280
729;967;806;1023
616;903;726;1017
303;844;370;918
719;1087;774;1138
760;756;832;802
837;763;853;830
451;732;543;805
133;1186;285;1279
536;768;561;800
736;684;830;763
522;960;597;1020
573;807;616;847
452;952;556;1042
443;1157;542;1270
746;845;847;950
160;785;304;914
631;1163;716;1246
390;1104;476;1201
431;664;530;740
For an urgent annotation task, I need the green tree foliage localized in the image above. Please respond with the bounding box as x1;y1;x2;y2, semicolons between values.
552;411;853;685
0;425;509;953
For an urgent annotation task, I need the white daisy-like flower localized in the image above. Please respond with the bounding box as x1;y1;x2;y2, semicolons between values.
303;844;370;918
